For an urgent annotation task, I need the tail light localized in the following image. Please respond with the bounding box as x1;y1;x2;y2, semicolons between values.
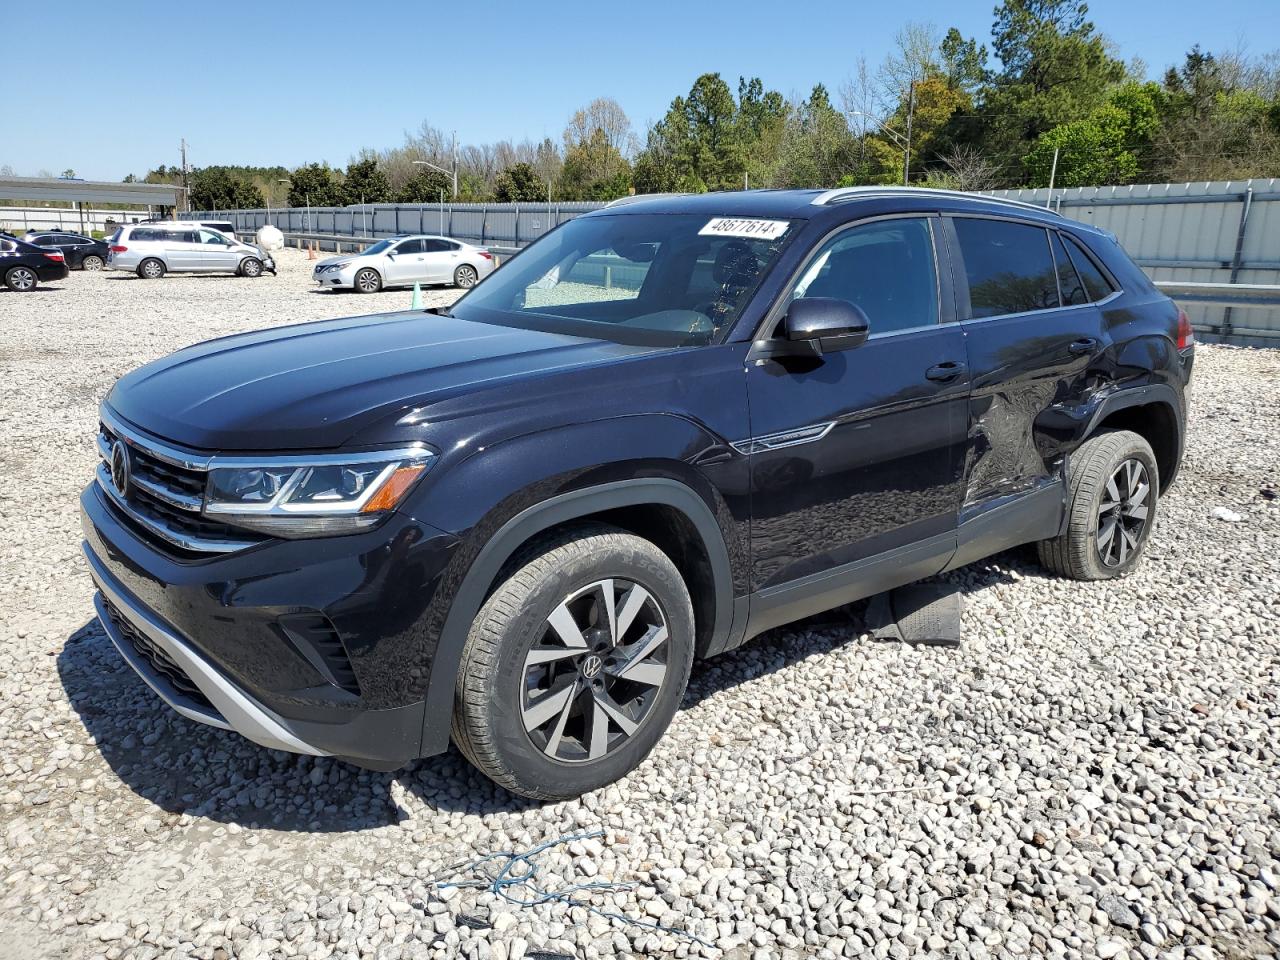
1176;308;1194;350
43;252;64;262
478;251;493;261
110;245;128;253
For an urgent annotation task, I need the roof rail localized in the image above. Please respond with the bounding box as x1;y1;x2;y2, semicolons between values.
811;186;1059;217
604;192;690;208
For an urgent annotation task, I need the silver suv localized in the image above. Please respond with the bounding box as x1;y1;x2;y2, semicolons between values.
106;222;275;279
313;235;494;293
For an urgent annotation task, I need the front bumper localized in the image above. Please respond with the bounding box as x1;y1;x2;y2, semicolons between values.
80;482;460;765
313;264;358;288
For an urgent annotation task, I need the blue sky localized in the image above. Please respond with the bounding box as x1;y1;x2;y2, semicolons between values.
6;0;1268;181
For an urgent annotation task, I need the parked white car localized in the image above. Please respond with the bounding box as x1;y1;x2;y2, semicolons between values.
313;235;495;293
106;222;275;279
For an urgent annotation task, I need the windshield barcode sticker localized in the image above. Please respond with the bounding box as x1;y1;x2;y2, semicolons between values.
699;218;790;241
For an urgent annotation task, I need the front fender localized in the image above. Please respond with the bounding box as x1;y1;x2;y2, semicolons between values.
402;415;747;757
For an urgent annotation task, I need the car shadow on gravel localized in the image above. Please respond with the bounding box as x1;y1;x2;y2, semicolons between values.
57;548;1048;828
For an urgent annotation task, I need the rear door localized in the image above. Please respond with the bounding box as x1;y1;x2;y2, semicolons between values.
422;238;460;281
744;214;970;621
384;238;426;285
945;215;1110;534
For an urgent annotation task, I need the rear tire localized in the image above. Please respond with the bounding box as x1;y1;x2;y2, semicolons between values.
454;264;479;288
4;266;38;291
137;258;165;279
81;254;104;271
452;524;694;800
354;267;382;293
1037;430;1158;581
239;257;263;278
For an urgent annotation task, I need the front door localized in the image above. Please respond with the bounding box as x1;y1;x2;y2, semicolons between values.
384;238;427;285
197;229;240;271
744;215;970;628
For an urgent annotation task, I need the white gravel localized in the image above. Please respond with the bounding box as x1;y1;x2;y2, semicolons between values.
1;250;1278;960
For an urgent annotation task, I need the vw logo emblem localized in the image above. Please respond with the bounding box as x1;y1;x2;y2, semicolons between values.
110;440;131;498
580;654;604;679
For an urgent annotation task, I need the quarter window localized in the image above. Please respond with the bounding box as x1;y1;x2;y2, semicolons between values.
1051;232;1088;307
788;217;938;335
1064;235;1115;301
953;218;1060;318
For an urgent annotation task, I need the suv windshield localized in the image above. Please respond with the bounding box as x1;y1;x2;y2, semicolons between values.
450;212;800;346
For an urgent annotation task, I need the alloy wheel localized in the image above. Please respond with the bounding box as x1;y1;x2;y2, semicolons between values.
356;269;379;292
521;578;670;763
1097;458;1150;567
456;265;478;288
9;267;36;290
82;256;103;271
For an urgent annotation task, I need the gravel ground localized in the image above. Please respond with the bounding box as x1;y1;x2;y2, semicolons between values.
1;249;1278;960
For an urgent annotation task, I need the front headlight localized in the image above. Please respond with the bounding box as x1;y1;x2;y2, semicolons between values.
205;446;435;537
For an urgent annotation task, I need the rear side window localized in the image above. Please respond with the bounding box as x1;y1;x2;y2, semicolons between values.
789;217;939;335
1063;234;1115;301
953;218;1060;318
425;239;458;252
129;228;156;241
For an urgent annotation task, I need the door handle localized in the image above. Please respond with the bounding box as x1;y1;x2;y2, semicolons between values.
1068;337;1098;355
925;361;966;382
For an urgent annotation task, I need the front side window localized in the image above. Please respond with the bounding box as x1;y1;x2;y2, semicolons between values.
953;218;1060;318
787;217;939;335
199;229;229;245
394;239;424;255
451;212;799;346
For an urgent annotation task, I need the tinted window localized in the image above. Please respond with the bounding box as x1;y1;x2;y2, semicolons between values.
394;239;424;255
0;239;15;253
130;228;156;241
31;235;57;246
58;235;85;245
1051;232;1088;306
1064;235;1115;301
178;231;199;243
954;218;1060;318
790;217;938;335
424;238;457;252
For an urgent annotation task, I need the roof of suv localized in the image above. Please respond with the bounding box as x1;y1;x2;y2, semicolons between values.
598;187;1070;228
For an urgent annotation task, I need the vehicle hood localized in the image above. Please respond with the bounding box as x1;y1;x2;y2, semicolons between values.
106;312;660;451
315;255;357;268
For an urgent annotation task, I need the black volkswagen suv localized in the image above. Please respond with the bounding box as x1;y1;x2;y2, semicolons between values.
81;188;1194;799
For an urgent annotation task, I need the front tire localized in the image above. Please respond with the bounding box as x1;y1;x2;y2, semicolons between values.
137;258;165;279
354;267;382;293
239;257;263;278
4;266;38;291
452;524;694;800
1038;430;1158;581
454;264;479;288
81;254;104;271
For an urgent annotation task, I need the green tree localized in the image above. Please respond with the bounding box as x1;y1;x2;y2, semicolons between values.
980;0;1127;171
287;163;342;207
558;129;632;200
1024;80;1161;187
396;167;452;203
341;156;391;205
189;166;265;210
776;85;857;188
61;168;77;179
494;162;547;202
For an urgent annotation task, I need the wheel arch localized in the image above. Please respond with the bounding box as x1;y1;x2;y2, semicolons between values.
1083;384;1183;492
417;477;735;757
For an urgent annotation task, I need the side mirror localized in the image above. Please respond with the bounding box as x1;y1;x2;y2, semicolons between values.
753;298;870;361
787;297;869;350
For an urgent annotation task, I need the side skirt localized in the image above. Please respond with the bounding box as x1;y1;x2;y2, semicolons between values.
944;480;1064;573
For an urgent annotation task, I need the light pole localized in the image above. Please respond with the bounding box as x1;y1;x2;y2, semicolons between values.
847;110;913;187
413;155;457;200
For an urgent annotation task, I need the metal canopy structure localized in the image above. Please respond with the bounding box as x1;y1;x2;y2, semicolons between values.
0;176;183;207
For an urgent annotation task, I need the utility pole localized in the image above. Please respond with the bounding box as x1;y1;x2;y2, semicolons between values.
1046;146;1060;208
902;81;915;187
451;130;458;200
180;138;190;210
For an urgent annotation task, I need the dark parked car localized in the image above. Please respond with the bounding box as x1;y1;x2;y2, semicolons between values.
24;230;110;271
80;188;1194;798
1;233;69;290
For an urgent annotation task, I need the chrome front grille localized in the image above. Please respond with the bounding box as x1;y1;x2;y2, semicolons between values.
96;413;264;556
